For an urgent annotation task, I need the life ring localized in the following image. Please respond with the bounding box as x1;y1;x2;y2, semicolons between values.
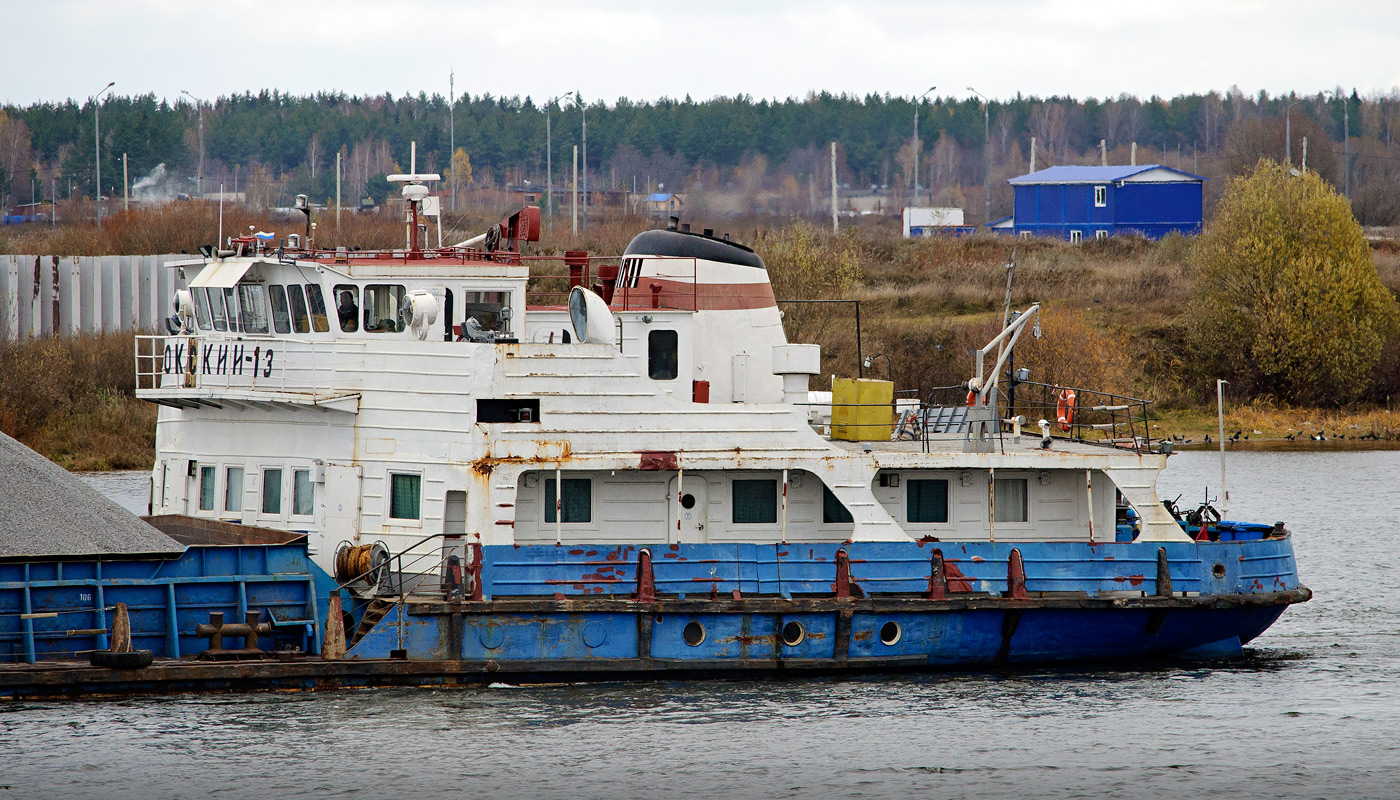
1056;388;1077;432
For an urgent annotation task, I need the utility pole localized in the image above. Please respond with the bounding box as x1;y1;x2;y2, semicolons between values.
830;141;838;233
336;150;342;230
913;86;935;207
122;153;129;212
94;81;115;229
449;69;455;212
1284;98;1301;167
1099;139;1106;167
1341;89;1350;200
572;145;579;235
181;90;204;198
968;87;991;224
577;92;588;233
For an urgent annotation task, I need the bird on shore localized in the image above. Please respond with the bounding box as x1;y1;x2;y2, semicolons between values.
1204;434;1212;444
1285;433;1296;441
1311;430;1326;441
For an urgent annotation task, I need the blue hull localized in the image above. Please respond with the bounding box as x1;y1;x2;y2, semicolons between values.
345;535;1307;669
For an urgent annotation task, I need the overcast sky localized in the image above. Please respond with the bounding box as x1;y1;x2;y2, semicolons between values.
4;0;1398;107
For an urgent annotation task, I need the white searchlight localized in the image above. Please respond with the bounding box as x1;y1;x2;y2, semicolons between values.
568;286;615;345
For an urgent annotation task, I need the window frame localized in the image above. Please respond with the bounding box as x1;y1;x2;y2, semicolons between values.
822;484;853;525
647;329;680;380
192;288;213;331
198;465;216;512
993;476;1031;525
268;284;292;334
387;471;423;524
1069;230;1083;244
461;288;514;336
237;283;271;334
906;478;951;525
731;478;778;525
261;467;283;516
292;468;314;517
1095;229;1108;240
286;284;312;334
1093;185;1107;207
363;284;407;333
334;284;360;333
224;466;245;514
305;284;331;332
543;477;594;525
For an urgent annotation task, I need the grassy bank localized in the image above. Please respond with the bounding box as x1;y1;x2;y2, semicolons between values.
4;207;1400;469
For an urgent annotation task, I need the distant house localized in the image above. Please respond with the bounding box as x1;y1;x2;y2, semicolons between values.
903;207;971;237
1006;165;1204;241
643;192;684;218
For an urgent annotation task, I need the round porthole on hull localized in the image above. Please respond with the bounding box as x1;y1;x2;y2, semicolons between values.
879;621;902;646
781;620;806;647
683;620;706;647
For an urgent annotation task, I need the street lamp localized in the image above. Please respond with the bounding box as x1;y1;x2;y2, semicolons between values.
545;92;570;236
913;86;936;207
1282;98;1303;168
94;80;115;229
575;91;587;233
967;86;991;225
181;90;205;198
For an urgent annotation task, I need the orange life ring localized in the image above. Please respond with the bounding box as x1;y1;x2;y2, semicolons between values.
1056;388;1077;432
966;389;989;406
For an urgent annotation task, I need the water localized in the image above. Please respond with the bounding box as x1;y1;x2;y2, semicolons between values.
3;453;1396;799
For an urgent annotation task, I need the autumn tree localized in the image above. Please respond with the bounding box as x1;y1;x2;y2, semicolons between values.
1188;160;1398;404
450;147;473;197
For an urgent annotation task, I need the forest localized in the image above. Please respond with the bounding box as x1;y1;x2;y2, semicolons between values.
3;87;1400;226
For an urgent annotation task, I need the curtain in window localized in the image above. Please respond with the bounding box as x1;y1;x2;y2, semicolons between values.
199;466;216;511
732;479;777;524
545;479;592;523
390;474;422;520
262;469;282;514
994;478;1029;523
225;467;244;512
293;470;314;516
907;479;948;523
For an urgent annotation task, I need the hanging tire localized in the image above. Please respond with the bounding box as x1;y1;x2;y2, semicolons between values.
90;649;154;670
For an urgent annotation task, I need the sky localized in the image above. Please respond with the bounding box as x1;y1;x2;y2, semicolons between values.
3;0;1399;107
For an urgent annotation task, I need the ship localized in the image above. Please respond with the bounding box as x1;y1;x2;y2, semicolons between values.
0;164;1307;690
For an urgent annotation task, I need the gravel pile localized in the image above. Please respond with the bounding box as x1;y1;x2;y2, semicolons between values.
0;433;182;558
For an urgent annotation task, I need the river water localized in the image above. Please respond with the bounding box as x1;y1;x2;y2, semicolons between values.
1;452;1396;799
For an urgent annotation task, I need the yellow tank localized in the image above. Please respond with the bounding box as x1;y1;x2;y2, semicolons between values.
830;378;893;441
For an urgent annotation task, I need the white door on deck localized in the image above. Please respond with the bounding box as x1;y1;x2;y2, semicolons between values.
322;464;362;550
668;476;708;543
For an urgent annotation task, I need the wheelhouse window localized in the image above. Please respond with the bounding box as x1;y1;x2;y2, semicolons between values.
334;284;359;333
823;485;853;524
268;285;291;334
648;329;679;380
237;284;270;334
389;473;421;520
198;465;216;512
544;478;592;523
261;468;282;514
732;479;777;524
220;287;239;332
994;478;1029;523
224;466;244;512
1094;185;1107;207
305;284;330;332
193;289;213;330
907;479;949;523
364;284;406;333
292;469;314;516
462;291;512;336
286;284;311;333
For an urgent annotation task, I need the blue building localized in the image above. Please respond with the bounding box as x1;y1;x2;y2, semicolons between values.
1006;165;1204;241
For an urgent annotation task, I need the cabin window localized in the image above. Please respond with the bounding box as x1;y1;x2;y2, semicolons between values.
268;285;291;334
206;287;228;331
907;479;949;523
1069;230;1083;244
334;284;359;333
544;478;592;524
286;285;311;333
237;284;270;334
732;479;777;524
224;466;244;512
823;485;853;524
994;478;1029;523
389;473;421;520
198;465;216;512
221;287;240;332
462;290;512;335
1094;185;1107;207
292;469;314;516
363;284;406;333
648;330;679;380
305;284;330;332
193;289;213;330
261;468;283;515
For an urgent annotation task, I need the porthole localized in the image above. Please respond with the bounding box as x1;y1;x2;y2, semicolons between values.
781;620;806;647
879;620;902;646
683;620;706;646
680;493;696;510
1212;563;1227;579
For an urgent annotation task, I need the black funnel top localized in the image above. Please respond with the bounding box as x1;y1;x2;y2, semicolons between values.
623;228;764;270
